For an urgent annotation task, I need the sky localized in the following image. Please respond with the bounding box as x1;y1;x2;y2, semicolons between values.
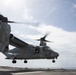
0;0;76;69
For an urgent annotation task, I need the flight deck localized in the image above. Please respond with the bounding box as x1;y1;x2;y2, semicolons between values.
0;66;76;75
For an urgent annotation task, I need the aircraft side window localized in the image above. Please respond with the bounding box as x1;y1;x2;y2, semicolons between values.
35;46;40;53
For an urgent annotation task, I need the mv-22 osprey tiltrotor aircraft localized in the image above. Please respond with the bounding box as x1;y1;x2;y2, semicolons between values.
0;14;59;64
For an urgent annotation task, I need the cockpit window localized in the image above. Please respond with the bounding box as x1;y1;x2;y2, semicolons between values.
43;46;52;51
43;46;49;50
47;47;51;50
43;46;47;50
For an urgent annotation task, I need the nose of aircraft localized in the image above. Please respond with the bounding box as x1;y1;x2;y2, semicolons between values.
56;53;59;59
57;53;59;56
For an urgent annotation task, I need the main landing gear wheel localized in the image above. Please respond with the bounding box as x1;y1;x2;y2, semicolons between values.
52;60;55;63
12;60;17;64
24;60;27;63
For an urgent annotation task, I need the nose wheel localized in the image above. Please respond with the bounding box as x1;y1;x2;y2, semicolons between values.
24;60;27;63
12;59;17;64
52;59;55;63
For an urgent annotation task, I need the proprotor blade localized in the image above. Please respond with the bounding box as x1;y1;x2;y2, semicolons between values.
0;14;40;25
36;33;52;42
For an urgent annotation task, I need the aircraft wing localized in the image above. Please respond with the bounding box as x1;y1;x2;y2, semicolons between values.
9;34;28;48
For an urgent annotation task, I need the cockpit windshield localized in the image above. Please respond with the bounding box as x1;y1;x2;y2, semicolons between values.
43;46;54;52
43;46;51;50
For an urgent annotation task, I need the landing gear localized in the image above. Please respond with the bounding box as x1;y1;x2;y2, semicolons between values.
52;59;55;63
12;59;28;63
56;57;58;59
24;60;27;63
12;59;17;64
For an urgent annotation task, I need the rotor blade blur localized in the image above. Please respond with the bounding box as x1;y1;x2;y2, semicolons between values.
36;39;41;41
8;21;18;23
8;21;40;25
43;33;49;39
44;40;53;42
36;39;53;43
